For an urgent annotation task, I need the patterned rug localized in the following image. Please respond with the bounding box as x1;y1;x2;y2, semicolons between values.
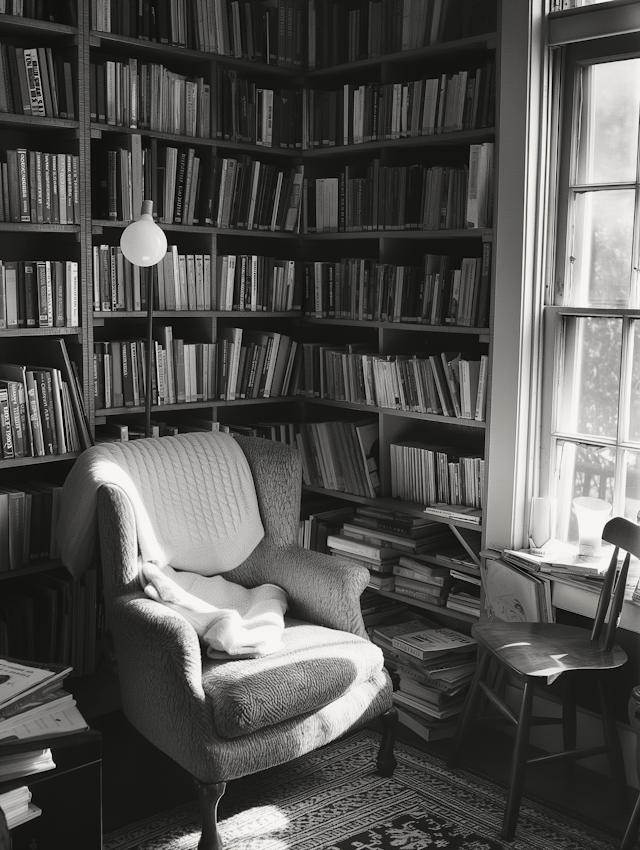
103;730;620;850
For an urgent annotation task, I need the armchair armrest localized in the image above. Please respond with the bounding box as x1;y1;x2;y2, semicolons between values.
229;542;370;638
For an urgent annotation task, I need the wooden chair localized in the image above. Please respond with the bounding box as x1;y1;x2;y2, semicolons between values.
447;515;635;841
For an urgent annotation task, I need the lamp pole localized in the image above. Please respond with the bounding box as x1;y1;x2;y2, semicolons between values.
119;200;167;438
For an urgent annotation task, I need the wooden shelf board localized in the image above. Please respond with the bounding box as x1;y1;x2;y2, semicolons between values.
377;588;479;624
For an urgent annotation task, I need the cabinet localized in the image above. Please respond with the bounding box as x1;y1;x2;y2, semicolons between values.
0;1;500;668
0;729;102;850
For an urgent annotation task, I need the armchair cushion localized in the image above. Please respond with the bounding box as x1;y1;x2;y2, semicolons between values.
203;619;385;738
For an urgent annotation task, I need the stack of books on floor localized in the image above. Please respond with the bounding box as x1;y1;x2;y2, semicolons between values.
369;617;476;741
327;506;459;593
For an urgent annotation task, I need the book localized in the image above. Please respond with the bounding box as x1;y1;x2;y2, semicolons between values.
395;705;458;741
0;658;72;710
0;785;42;829
391;627;476;660
0;747;55;782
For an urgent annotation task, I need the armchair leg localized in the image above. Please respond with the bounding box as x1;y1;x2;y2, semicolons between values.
195;778;227;850
377;707;398;777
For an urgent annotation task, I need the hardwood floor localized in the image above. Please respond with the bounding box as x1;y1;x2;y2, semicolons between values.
92;708;638;844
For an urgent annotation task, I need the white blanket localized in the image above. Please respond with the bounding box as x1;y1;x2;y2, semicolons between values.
57;433;287;658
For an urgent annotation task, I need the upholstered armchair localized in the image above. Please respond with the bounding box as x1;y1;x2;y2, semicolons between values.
91;432;397;850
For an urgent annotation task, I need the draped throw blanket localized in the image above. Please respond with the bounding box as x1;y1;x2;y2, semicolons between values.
57;432;288;657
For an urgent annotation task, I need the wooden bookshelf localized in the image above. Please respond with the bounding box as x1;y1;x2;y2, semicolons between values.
0;0;500;680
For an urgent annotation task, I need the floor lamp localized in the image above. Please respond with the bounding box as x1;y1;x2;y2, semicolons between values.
120;200;167;438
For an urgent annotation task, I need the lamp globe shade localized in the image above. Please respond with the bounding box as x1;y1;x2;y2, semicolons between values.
120;200;167;267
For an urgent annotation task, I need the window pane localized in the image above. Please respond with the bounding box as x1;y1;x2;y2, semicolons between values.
624;451;640;522
628;322;640;443
570;189;634;307
558;316;621;439
555;441;615;542
577;59;640;185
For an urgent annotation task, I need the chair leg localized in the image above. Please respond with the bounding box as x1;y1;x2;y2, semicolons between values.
621;792;640;850
562;676;577;781
501;680;535;842
194;778;226;850
377;707;398;777
447;650;491;768
597;678;630;815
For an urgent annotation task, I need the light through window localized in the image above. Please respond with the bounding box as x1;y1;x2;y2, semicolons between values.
546;50;640;546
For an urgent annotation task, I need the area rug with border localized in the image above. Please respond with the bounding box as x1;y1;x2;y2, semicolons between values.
103;730;620;850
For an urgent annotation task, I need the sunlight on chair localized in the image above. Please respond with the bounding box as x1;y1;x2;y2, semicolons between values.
220;805;291;847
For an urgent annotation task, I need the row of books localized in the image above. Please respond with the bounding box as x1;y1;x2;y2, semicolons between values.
0;43;75;120
0;479;62;569
89;60;494;151
94;327;300;409
93;247;300;315
309;0;496;69
92;0;305;69
90;0;494;68
0;568;101;675
0;150;80;225
303;148;493;233
304;246;491;327
0;356;89;461
302;62;495;150
299;344;488;422
0;1;75;24
303;502;482;621
390;440;484;511
295;419;380;499
0;260;79;330
97;142;304;232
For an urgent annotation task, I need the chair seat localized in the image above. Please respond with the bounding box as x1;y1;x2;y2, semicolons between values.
472;622;628;683
202;619;386;738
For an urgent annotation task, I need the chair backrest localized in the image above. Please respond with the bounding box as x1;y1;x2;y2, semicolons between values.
591;516;639;650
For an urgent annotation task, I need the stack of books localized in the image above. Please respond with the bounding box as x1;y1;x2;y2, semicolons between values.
446;570;482;618
0;657;87;744
328;506;458;594
392;556;453;607
368;618;476;741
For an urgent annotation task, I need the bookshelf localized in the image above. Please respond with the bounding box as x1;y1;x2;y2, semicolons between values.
0;0;500;687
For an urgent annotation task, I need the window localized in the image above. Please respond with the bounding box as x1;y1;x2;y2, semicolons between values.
541;20;640;546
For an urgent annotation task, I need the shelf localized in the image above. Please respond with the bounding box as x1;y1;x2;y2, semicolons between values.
303;229;493;241
377;588;480;624
93;310;301;322
305;33;498;79
0;114;79;132
0;14;77;38
302;128;496;159
92;220;302;237
303;396;486;427
302;486;483;531
0;451;80;468
90;30;299;78
302;317;490;337
0;559;64;581
0;327;82;338
0;223;79;233
96;396;294;417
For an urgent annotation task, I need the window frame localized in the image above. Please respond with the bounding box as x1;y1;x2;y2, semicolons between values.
538;27;640;539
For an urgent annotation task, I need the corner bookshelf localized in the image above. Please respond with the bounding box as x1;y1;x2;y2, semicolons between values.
0;0;500;691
